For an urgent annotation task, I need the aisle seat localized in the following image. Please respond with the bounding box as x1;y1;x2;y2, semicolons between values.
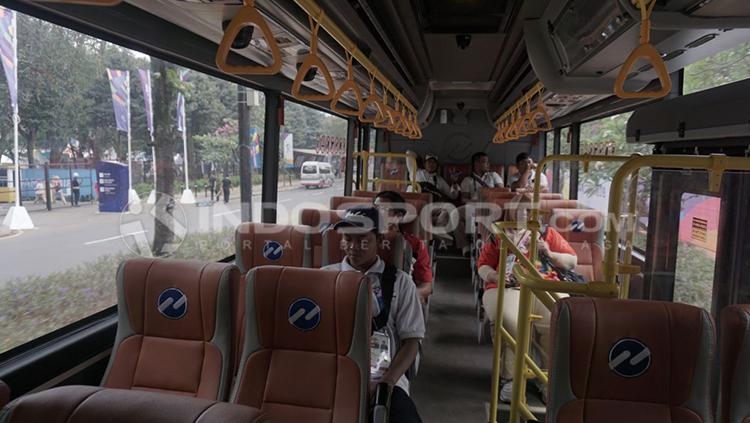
0;386;268;423
548;297;714;423
719;304;750;423
102;258;238;401
230;267;370;423
549;209;605;282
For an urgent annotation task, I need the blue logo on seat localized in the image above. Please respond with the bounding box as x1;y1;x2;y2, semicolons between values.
571;220;584;232
608;338;651;378
157;288;188;319
288;298;321;331
263;240;284;261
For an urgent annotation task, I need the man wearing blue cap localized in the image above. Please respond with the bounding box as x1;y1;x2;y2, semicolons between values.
322;206;425;423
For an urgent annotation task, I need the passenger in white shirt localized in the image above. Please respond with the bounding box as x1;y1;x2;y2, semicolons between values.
416;155;459;201
453;152;504;256
460;152;504;201
509;152;548;192
322;206;425;423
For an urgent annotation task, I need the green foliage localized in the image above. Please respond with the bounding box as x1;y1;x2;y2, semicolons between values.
684;41;750;94
0;227;235;353
673;241;717;310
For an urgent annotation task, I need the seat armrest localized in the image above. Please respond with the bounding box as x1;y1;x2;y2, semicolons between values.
0;380;9;409
371;383;393;423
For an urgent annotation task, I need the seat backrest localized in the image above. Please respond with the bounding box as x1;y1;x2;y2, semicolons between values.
442;163;470;183
231;266;369;423
234;223;311;273
479;188;513;201
299;208;346;267
353;190;433;203
549;208;605;281
0;386;269;423
322;227;409;271
102;258;238;401
539;199;582;211
330;196;372;211
719;304;750;423
548;297;714;423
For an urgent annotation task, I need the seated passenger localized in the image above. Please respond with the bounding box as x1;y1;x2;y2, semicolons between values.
416;155;459;203
373;190;433;304
476;194;576;403
509;152;548;192
453;152;504;256
322;206;425;423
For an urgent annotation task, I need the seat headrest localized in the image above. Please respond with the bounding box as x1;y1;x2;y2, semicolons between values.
0;386;268;423
244;266;368;355
330;196;372;211
549;297;714;422
549;208;605;243
235;223;311;273
117;258;238;341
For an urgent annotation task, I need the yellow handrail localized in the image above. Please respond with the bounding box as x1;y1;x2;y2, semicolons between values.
292;15;336;101
330;53;364;116
353;151;419;192
614;0;672;98
216;0;283;75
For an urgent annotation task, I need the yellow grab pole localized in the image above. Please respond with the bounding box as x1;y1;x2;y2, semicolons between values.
603;154;750;284
488;241;509;423
509;284;534;423
619;169;640;299
360;152;369;191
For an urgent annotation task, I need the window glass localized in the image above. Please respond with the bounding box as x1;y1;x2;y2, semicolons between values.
559;128;571;199
277;101;347;224
578;112;651;250
0;9;263;354
545;131;555;189
302;164;317;174
684;40;750;94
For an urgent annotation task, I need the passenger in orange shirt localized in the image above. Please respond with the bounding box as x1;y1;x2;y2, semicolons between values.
476;193;576;403
373;190;433;304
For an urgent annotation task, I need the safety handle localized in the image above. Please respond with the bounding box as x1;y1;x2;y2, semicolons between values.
330;54;364;116
531;92;552;131
216;0;283;75
374;90;393;129
35;0;121;4
359;77;385;124
292;16;336;101
614;43;672;98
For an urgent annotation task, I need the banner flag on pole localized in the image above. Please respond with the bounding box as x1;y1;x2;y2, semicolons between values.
250;127;261;169
137;69;153;137
0;7;17;110
176;68;189;133
106;68;130;132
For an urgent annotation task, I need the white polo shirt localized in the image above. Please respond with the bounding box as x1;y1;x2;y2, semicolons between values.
322;256;425;394
460;171;504;200
509;170;548;190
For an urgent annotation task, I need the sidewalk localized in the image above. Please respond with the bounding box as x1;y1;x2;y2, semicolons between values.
0;180;306;218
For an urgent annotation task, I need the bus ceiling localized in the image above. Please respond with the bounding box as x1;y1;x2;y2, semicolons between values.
14;0;750;127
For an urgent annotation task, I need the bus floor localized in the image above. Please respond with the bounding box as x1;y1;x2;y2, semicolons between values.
410;252;546;422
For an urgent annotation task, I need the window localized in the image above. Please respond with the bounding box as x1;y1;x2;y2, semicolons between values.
559;128;571;199
302;164;317;174
277;101;347;224
684;40;750;94
577;112;652;250
545;131;555;189
0;9;264;354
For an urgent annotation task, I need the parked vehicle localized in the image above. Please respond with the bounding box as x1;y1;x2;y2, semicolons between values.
300;161;334;189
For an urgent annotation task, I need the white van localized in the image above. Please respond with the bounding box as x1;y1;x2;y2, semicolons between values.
300;161;334;189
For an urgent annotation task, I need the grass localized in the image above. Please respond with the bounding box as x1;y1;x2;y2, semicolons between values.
0;228;235;354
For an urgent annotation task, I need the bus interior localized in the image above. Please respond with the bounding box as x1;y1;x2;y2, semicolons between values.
1;0;750;422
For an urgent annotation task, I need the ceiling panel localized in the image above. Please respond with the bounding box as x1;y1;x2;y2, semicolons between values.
425;33;506;82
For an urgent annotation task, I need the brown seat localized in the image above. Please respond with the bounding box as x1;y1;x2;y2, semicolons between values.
330;196;428;242
101;258;238;401
330;195;372;211
549;208;605;281
719;304;750;423
299;208;346;267
231;266;370;423
0;386;268;423
353;190;433;203
234;222;311;274
322;225;411;271
548;297;714;423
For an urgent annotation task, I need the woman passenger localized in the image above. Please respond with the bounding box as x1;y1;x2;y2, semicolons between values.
476;194;576;403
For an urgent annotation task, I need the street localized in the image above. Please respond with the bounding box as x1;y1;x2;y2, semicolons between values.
0;179;345;283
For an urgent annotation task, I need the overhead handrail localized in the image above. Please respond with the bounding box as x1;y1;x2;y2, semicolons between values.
292;15;336;101
493;82;551;144
330;53;364;116
359;75;386;124
374;89;394;129
216;0;283;75
531;89;552;131
614;0;672;98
